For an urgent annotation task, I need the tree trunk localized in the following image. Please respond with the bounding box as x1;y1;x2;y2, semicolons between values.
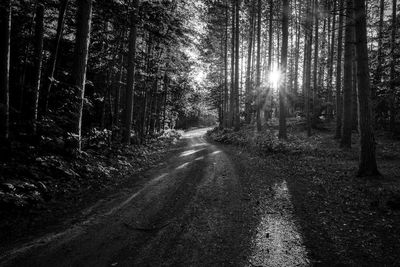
352;32;359;132
341;0;354;148
293;0;301;101
334;0;344;139
245;0;255;124
305;0;313;137
389;0;397;132
122;0;139;145
373;0;385;126
42;0;69;116
312;0;319;125
279;0;289;139
224;0;229;127
29;1;44;135
0;0;11;140
234;0;240;130
353;0;379;176
229;1;235;128
267;0;273;121
72;0;93;151
327;0;337;120
256;0;262;132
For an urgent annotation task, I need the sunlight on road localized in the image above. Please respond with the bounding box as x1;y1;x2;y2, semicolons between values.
248;180;310;267
180;148;206;157
182;127;213;138
176;162;190;170
210;150;221;155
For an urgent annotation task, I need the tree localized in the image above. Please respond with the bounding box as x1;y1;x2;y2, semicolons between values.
72;0;93;151
255;0;262;132
42;0;69;116
30;1;45;135
389;0;397;132
341;0;354;148
304;0;313;137
122;0;139;144
327;0;337;120
0;0;11;140
233;0;240;130
334;0;344;139
229;0;235;128
279;0;289;139
245;0;255;124
353;0;379;176
312;0;319;124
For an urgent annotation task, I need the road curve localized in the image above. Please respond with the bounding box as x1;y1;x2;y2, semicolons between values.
0;128;309;267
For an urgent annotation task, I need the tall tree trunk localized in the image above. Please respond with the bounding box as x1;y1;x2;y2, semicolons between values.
229;1;235;128
389;0;397;132
341;0;354;148
305;0;313;137
72;0;93;151
245;0;255;124
312;0;319;125
122;0;139;145
224;0;229;127
234;0;240;130
113;54;124;137
327;0;337;120
293;0;301;100
42;0;69;116
279;0;289;139
373;0;385;126
334;0;344;139
0;0;11;140
352;31;359;132
29;1;44;135
353;0;379;176
256;0;262;131
267;0;273;120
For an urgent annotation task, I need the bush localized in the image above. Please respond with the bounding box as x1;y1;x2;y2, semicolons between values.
207;127;304;155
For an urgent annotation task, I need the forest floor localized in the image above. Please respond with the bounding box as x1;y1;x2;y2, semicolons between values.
0;123;400;266
0;130;183;248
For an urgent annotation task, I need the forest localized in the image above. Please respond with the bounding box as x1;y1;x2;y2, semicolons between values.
0;0;400;266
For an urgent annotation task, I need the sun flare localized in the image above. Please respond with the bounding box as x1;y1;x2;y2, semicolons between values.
268;69;281;89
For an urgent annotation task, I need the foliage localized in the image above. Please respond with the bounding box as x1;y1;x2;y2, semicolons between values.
207;125;309;154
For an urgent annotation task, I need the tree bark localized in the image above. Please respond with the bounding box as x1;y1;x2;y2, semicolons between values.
327;0;337;120
389;0;397;132
312;0;319;124
279;0;289;139
305;0;313;137
334;0;344;139
0;0;11;140
29;1;44;135
373;0;385;126
42;0;69;116
224;0;229;128
122;0;139;144
256;0;262;132
234;0;240;130
353;0;379;176
341;0;354;148
229;1;235;128
245;0;255;124
72;0;93;151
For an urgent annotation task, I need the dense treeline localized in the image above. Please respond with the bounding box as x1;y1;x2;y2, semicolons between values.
203;0;400;176
0;0;209;151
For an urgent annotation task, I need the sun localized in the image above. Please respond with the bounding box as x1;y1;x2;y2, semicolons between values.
268;69;281;89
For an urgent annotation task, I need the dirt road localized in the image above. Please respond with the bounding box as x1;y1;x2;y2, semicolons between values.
0;128;309;267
